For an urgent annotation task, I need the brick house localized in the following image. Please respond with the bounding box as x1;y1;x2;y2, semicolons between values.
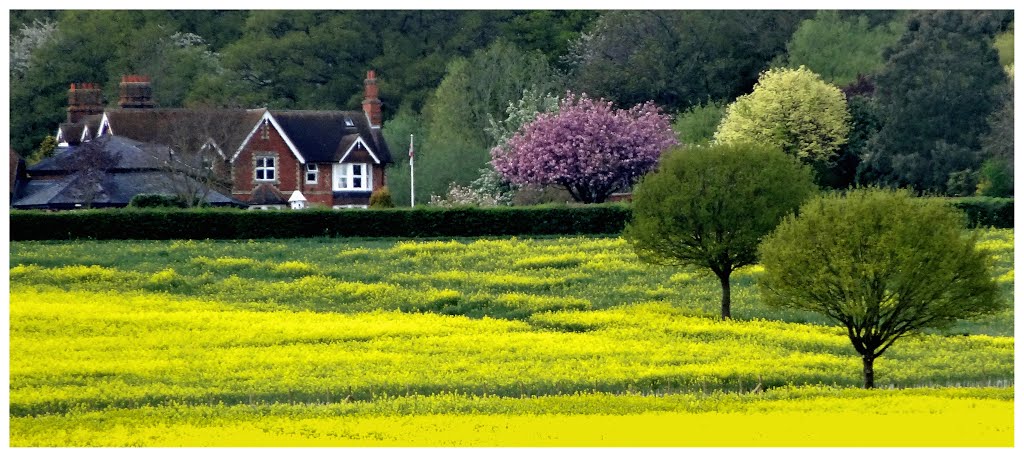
53;71;392;209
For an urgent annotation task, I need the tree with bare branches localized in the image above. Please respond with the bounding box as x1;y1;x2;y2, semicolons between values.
147;109;245;207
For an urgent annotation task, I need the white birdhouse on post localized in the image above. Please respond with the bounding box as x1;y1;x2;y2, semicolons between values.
288;190;307;210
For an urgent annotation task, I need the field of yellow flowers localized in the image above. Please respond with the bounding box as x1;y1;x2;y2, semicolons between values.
8;230;1014;446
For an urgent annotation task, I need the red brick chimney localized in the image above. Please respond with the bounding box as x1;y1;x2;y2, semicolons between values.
118;74;155;109
67;82;104;123
362;70;382;128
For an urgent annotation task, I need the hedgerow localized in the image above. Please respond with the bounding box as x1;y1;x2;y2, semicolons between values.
8;198;1010;240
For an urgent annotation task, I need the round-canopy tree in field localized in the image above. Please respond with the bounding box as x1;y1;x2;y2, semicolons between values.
714;66;851;164
758;188;1003;388
491;92;678;204
623;143;816;319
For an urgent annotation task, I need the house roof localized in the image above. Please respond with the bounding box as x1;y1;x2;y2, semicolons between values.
30;135;173;174
249;183;287;205
58;114;104;146
11;171;238;209
17;135;240;209
104;108;267;156
269;110;392;164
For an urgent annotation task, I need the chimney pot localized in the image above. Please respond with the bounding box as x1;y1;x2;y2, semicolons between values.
119;74;155;109
68;81;104;123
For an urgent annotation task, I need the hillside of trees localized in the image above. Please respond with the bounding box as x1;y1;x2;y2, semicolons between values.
9;10;1014;203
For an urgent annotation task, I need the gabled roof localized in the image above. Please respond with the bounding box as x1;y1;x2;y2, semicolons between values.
102;108;266;156
268;110;392;164
57;114;103;146
249;183;287;205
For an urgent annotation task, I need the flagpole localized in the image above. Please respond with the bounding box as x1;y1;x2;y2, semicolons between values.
409;134;415;208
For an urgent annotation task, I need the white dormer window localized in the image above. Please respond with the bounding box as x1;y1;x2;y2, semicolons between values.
255;156;276;181
305;163;318;184
344;117;355;127
333;163;371;191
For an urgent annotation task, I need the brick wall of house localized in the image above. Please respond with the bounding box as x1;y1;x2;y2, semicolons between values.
301;163;334;207
373;165;385;191
232;121;300;202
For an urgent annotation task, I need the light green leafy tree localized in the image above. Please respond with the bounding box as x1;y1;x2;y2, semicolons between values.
381;106;426;207
784;10;906;87
714;66;851;164
672;100;726;146
418;40;560;204
485;87;560;146
758;188;1003;388
994;20;1013;67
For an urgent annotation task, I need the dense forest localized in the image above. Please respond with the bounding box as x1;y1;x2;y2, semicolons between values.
9;10;1014;204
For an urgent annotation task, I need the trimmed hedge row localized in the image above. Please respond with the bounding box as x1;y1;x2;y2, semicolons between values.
946;197;1014;229
8;198;1011;241
8;205;633;240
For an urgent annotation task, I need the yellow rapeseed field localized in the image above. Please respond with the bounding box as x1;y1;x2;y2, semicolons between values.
8;231;1015;446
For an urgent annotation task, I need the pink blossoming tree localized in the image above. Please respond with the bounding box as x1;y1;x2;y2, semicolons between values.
490;93;678;203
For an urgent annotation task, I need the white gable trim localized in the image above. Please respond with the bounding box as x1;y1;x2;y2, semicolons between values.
231;111;306;164
338;136;381;165
203;138;227;159
80;126;92;143
56;128;68;147
98;113;112;136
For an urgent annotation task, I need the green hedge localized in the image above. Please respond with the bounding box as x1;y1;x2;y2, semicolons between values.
944;197;1014;229
8;198;1011;241
128;194;188;208
8;205;633;240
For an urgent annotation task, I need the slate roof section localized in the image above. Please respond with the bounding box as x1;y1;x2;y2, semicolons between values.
12;172;238;209
104;108;267;156
16;135;241;209
269;110;393;164
30;135;172;174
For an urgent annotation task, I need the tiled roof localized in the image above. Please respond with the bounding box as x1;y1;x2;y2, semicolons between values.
249;183;287;205
269;110;393;164
104;108;267;156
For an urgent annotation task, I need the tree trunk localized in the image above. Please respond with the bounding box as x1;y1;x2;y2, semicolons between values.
718;273;731;320
862;355;875;389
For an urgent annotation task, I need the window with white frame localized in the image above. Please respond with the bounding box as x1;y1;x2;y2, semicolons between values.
333;163;371;191
255;156;276;181
305;163;318;184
